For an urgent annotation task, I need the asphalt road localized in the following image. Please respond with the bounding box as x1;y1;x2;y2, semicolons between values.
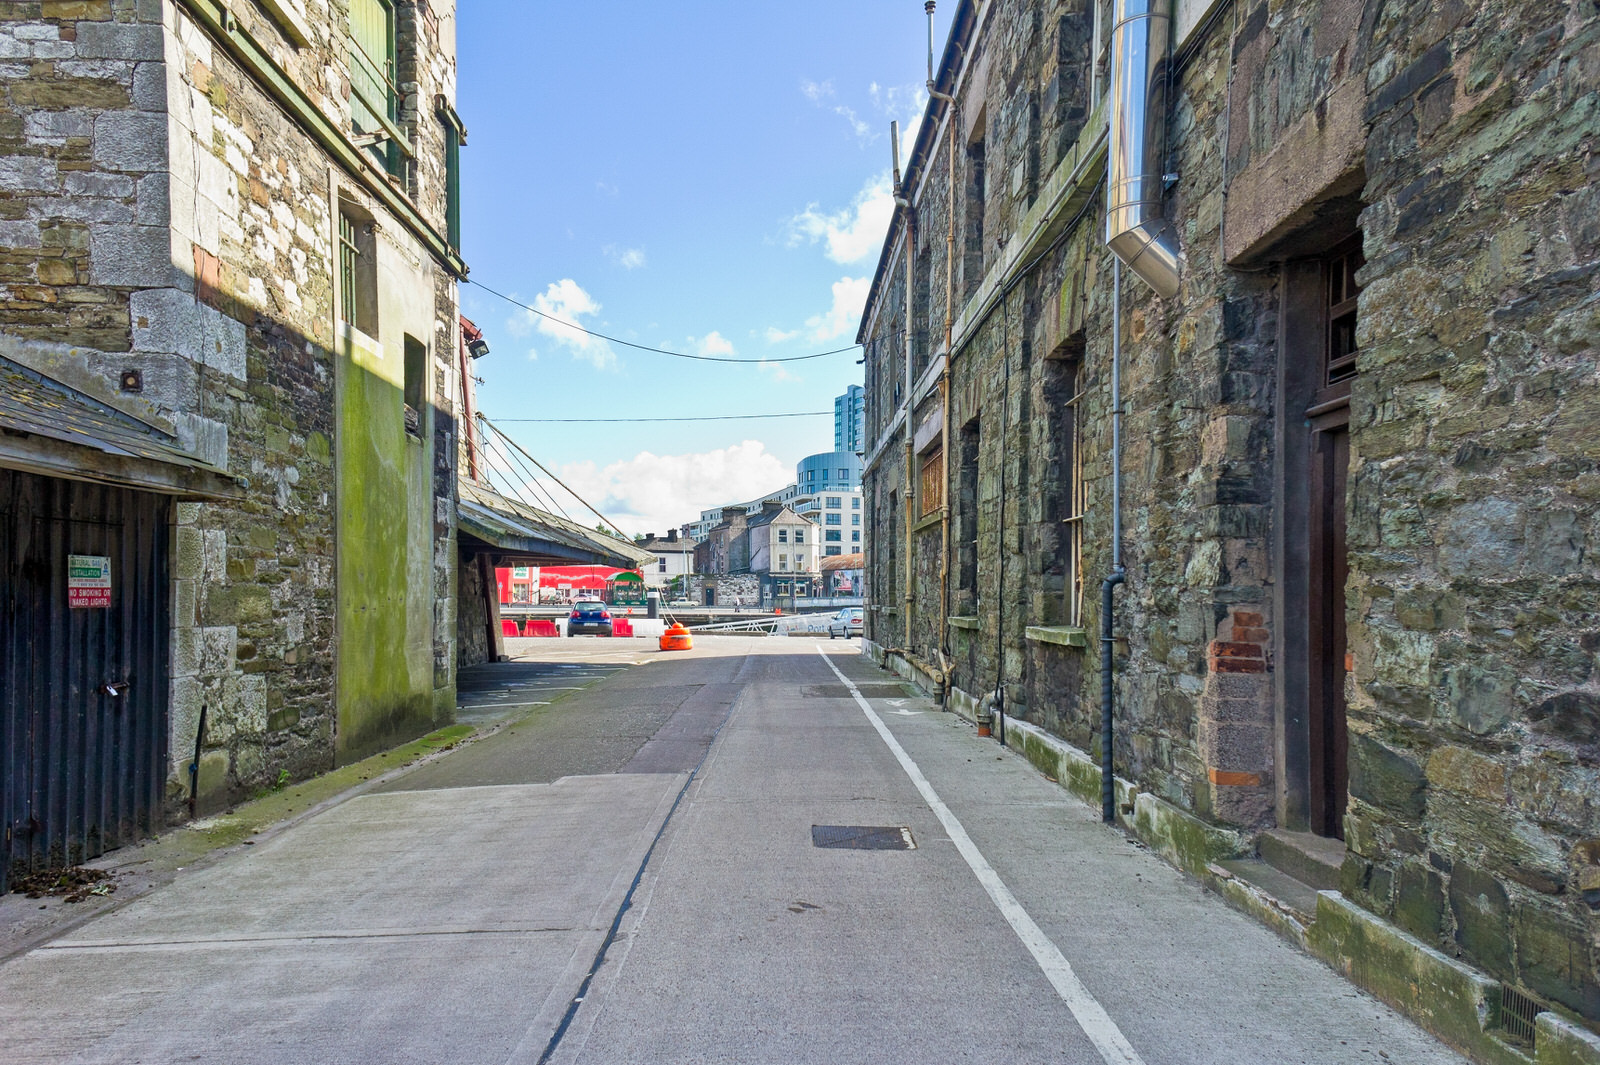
0;637;1469;1064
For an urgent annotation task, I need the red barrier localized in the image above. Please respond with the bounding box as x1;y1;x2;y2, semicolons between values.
501;620;520;637
523;618;560;637
611;618;633;637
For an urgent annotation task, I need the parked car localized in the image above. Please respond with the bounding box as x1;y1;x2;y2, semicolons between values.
827;607;863;639
668;598;693;608
567;601;613;637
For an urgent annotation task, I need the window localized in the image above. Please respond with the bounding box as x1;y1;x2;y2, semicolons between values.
806;470;814;482
839;469;849;480
338;205;377;335
403;334;425;437
826;546;842;556
794;529;805;544
851;530;860;543
821;469;830;480
826;496;841;509
1044;346;1085;626
512;584;532;604
920;449;944;516
852;513;860;525
778;528;788;543
779;554;788;571
436;99;466;250
825;513;841;526
349;0;409;182
825;530;842;542
956;419;980;612
1325;238;1364;390
658;557;667;572
852;496;860;508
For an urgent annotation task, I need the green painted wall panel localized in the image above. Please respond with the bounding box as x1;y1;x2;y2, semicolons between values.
335;325;439;763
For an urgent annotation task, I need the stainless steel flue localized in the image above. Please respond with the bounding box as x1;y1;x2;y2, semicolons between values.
1106;0;1182;298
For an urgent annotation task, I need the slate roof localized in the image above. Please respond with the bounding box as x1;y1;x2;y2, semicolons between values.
0;355;235;497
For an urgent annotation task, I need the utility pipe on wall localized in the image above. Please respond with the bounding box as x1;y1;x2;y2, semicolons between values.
892;121;916;654
1100;259;1126;823
1105;0;1182;297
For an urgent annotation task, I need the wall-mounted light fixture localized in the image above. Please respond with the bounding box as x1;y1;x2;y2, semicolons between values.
467;337;490;359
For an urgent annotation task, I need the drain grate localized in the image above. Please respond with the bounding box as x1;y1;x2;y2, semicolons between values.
812;825;915;850
1500;984;1544;1047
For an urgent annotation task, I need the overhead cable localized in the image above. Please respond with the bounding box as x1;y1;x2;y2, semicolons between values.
468;278;860;364
493;411;831;424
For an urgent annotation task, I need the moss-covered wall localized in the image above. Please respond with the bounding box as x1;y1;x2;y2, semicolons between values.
334;253;447;763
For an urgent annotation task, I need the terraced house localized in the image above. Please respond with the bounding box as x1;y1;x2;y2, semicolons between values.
0;0;469;888
858;0;1600;1057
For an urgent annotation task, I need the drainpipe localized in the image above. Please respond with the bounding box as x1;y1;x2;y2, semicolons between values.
1100;260;1127;823
893;124;917;655
1105;0;1182;297
928;0;958;706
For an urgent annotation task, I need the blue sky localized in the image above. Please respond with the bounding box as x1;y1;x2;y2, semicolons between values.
455;1;949;535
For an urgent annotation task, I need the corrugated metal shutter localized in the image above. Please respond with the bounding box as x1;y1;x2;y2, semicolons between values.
2;470;170;893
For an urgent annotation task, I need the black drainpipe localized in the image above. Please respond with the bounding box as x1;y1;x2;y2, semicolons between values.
1100;572;1124;822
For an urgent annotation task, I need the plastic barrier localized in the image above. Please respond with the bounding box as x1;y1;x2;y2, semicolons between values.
522;618;560;637
611;617;634;637
501;620;520;637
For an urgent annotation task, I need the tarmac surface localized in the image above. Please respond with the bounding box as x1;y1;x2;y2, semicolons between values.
0;637;1471;1064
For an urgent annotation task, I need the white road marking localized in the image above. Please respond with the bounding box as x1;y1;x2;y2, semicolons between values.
816;646;1146;1065
888;709;924;716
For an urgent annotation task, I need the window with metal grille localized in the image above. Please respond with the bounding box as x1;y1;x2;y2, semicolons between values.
338;207;377;336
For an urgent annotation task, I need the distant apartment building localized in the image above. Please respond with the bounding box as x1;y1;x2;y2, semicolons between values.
834;384;864;454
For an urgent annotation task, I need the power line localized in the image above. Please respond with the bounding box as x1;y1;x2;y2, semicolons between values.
467;278;861;364
493;411;831;424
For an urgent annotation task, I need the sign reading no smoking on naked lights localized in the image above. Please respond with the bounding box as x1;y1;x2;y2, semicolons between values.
68;555;112;608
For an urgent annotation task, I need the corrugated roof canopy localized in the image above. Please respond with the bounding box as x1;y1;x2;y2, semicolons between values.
458;478;653;569
0;356;236;499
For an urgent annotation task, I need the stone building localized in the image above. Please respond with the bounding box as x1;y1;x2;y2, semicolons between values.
858;0;1600;1053
0;0;470;883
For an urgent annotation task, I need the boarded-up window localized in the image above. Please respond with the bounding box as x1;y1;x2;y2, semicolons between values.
920;449;944;516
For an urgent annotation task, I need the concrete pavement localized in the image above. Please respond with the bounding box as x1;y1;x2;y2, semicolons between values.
0;637;1472;1064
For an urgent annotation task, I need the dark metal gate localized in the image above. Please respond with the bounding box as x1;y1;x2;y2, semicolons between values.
2;470;171;893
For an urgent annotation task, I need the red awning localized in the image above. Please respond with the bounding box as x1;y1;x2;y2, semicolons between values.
538;565;632;590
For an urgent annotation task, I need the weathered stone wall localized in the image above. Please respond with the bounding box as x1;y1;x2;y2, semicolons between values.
0;0;461;809
859;0;1600;1024
1341;0;1600;1018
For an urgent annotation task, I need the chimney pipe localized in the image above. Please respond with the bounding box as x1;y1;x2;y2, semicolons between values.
1105;0;1182;298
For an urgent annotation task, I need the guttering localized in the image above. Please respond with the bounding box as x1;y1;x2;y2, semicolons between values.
1105;0;1181;298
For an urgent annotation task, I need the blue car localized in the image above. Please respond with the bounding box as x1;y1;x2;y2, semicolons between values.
567;601;613;637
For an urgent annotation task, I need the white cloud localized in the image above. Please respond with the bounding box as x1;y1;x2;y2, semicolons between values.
604;244;647;270
552;441;791;537
787;171;895;265
801;77;877;142
693;330;736;357
806;276;869;342
512;279;616;370
764;326;800;344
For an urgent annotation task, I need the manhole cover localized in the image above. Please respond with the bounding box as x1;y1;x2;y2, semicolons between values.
811;825;915;850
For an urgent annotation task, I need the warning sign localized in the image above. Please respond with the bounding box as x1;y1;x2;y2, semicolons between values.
68;555;111;608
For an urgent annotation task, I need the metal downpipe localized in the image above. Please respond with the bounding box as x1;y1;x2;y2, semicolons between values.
1101;260;1126;823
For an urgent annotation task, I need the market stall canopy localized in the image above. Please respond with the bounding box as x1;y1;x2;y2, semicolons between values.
458;479;652;569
